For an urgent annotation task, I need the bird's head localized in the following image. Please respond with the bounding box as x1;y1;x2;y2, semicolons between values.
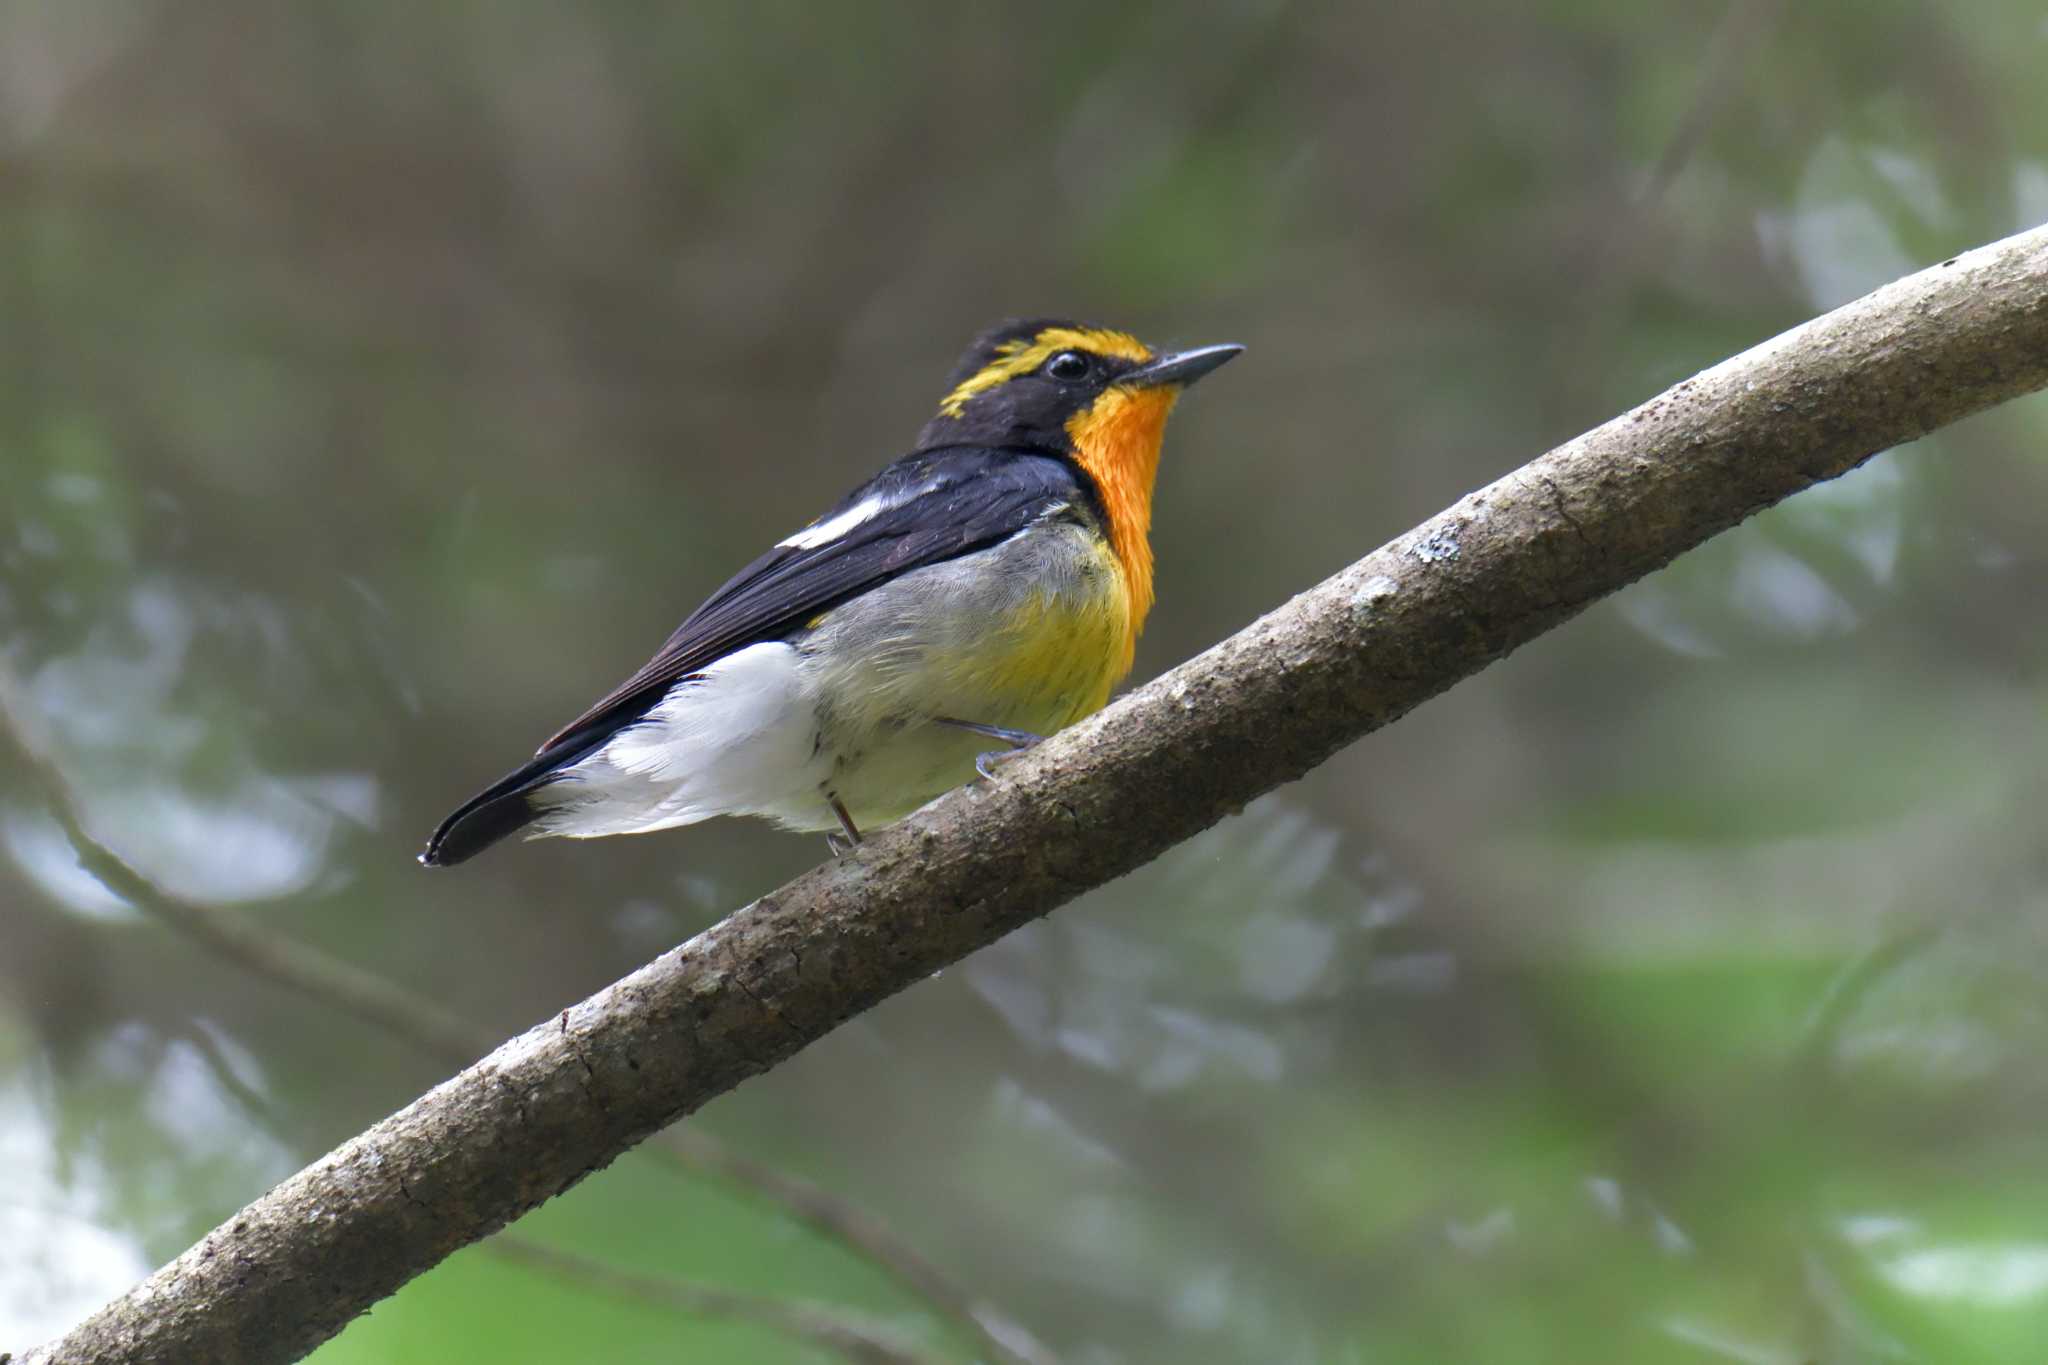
916;320;1241;624
918;318;1241;459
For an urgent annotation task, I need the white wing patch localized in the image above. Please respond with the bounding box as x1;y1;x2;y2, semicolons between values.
777;495;886;550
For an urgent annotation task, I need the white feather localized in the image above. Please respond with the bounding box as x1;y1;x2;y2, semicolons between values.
535;641;829;837
528;514;1127;843
777;495;885;550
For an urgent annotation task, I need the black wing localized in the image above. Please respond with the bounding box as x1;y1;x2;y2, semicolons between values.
422;445;1086;866
538;444;1089;758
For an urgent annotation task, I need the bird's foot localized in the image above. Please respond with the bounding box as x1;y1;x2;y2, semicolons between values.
937;718;1044;782
974;747;1031;781
826;793;862;857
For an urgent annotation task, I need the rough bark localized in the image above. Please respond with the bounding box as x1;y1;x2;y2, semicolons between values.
0;672;1054;1365
19;224;2048;1365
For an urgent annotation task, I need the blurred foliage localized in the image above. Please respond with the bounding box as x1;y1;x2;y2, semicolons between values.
5;1;2048;1361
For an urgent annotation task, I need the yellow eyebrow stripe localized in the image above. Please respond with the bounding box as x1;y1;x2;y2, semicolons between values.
936;327;1152;417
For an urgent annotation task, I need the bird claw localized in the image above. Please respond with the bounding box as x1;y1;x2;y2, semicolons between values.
974;740;1042;783
938;718;1043;784
826;793;861;856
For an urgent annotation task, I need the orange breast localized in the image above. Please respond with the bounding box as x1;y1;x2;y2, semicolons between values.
1063;384;1178;664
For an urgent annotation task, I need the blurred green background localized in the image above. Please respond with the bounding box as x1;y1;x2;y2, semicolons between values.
5;2;2048;1361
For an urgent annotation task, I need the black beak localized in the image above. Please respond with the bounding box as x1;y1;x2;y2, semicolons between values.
1124;343;1244;389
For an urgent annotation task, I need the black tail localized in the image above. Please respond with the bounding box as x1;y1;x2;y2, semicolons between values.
419;740;599;867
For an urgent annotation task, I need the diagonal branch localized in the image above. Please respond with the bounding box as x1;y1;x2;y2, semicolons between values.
19;224;2048;1365
488;1239;944;1365
0;679;486;1062
656;1129;1055;1365
0;678;1052;1365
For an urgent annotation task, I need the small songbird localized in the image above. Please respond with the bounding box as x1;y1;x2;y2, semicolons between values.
420;320;1241;867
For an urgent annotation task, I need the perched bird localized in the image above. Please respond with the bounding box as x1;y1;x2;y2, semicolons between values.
420;320;1241;867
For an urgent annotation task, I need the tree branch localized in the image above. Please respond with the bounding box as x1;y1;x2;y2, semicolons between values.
0;679;486;1062
0;676;1053;1365
20;224;2048;1365
488;1239;943;1365
657;1129;1056;1365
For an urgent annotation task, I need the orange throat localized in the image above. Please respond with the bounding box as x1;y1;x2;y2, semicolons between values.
1064;384;1178;649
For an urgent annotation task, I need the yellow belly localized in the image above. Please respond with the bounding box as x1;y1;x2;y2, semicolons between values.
798;523;1136;829
945;572;1132;732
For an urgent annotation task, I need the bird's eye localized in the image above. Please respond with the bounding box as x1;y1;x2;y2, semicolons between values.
1045;351;1092;381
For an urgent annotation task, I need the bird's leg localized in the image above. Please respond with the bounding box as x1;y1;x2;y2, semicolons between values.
825;793;862;857
936;718;1046;782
